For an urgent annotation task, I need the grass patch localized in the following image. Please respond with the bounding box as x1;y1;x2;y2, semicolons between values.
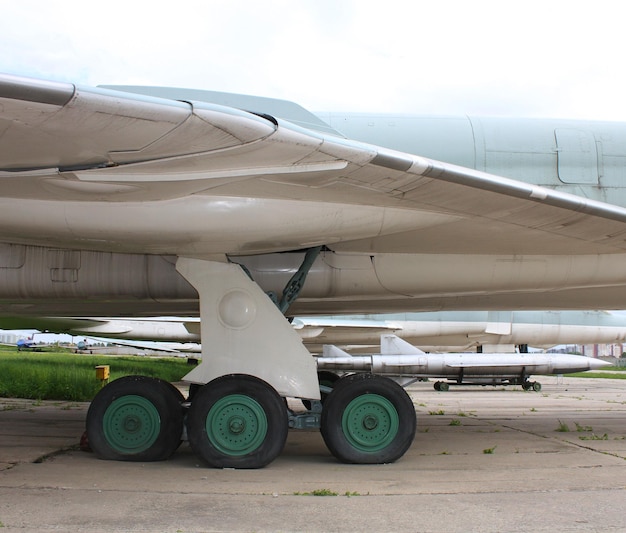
483;446;497;454
294;488;338;496
565;371;626;379
428;409;445;415
556;420;570;432
579;433;608;441
449;419;461;426
0;347;189;401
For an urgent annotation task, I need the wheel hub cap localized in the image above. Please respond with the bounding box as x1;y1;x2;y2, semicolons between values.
102;395;161;454
206;394;268;456
341;393;400;453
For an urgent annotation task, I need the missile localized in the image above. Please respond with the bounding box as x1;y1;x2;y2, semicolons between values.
316;334;613;391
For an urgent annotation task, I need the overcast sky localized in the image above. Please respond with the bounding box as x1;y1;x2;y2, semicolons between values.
2;0;625;120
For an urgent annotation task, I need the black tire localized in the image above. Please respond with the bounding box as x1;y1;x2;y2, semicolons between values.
321;373;416;464
318;370;340;397
318;370;340;386
86;375;184;462
187;374;288;469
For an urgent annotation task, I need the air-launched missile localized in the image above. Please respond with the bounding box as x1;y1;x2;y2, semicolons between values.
316;334;612;391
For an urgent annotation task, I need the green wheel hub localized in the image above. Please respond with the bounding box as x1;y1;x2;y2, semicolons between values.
341;393;400;453
102;395;161;454
206;394;268;456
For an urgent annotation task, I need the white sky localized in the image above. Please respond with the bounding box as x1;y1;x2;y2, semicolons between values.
2;0;626;120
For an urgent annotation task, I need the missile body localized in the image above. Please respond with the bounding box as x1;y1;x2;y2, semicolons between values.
316;335;612;389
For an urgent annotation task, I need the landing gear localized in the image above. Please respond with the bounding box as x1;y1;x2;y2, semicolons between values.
522;380;542;392
86;375;184;461
321;373;416;464
187;375;288;469
434;381;449;391
85;254;419;468
317;370;340;402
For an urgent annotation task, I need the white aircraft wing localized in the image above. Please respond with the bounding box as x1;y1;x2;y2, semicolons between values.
2;73;626;259
0;316;199;338
81;336;200;354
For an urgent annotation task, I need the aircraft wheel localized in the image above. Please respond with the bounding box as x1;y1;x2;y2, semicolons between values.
532;381;542;392
87;375;184;462
434;381;441;391
187;374;288;469
439;382;450;392
321;373;416;464
522;381;532;391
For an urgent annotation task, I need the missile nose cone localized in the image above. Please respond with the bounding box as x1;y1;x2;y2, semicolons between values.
588;358;613;370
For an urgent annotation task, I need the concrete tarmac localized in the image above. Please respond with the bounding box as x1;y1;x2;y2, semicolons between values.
0;376;625;532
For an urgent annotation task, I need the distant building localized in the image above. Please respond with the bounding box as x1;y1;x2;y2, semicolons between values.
0;333;18;344
576;344;624;358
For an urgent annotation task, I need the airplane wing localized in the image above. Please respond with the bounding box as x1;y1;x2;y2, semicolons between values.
2;73;626;259
3;317;135;335
80;336;200;354
292;316;400;344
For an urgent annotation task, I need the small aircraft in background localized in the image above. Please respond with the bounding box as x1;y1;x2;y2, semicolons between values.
316;335;613;392
14;336;49;352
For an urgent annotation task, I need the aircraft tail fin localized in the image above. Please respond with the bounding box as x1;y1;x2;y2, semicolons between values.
381;334;425;355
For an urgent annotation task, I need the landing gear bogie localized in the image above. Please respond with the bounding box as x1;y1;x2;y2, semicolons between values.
522;380;542;392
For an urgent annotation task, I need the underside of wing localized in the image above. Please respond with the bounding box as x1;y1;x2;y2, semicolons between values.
2;74;626;257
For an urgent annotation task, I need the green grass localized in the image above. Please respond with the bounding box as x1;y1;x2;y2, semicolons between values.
294;488;338;496
579;433;608;441
565;371;626;379
0;347;190;401
556;420;571;432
